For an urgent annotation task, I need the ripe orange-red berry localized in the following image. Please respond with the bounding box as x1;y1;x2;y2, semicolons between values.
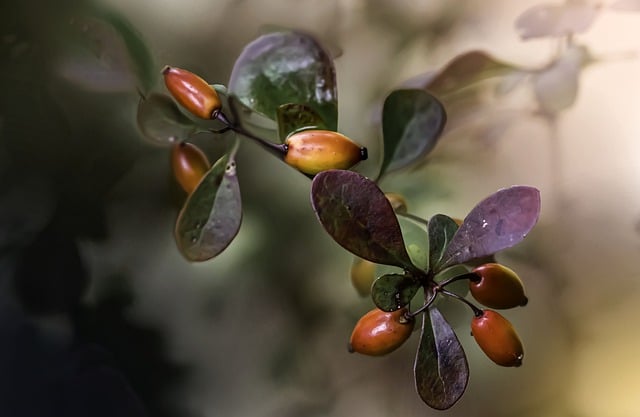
284;129;367;175
171;142;210;194
471;309;524;367
162;66;221;119
349;307;414;356
470;263;528;309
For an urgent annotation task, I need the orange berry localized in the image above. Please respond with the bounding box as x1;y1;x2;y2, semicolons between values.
171;142;210;194
349;307;414;356
162;66;221;119
284;130;367;175
350;257;376;296
471;309;524;367
470;263;528;309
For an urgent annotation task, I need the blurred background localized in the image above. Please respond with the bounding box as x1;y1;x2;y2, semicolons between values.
1;0;639;416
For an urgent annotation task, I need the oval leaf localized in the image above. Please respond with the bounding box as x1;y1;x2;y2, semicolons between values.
175;155;242;261
228;95;279;142
228;30;338;130
428;214;459;273
137;93;198;145
533;45;587;114
398;216;429;271
415;306;469;410
277;103;328;142
515;2;600;40
441;186;541;268
311;170;414;269
379;89;446;179
371;273;420;312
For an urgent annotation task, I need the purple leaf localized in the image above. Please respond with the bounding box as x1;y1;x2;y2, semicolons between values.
441;186;540;268
311;170;414;269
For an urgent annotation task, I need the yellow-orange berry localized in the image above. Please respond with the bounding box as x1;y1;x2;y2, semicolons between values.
471;309;524;367
470;263;528;309
350;257;376;296
349;307;414;356
171;142;210;194
284;130;367;175
162;66;221;119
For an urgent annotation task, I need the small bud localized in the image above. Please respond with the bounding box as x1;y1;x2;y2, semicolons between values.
171;142;210;194
284;130;367;176
162;66;221;119
471;309;524;367
349;307;414;356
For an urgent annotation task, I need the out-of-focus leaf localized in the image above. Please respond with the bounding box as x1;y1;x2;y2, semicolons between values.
350;256;377;297
276;103;328;142
533;44;589;114
379;89;446;179
515;1;600;40
100;9;156;93
311;170;414;269
228;31;338;130
398;216;429;271
415;306;468;410
433;264;470;298
440;186;541;268
424;51;516;97
57;11;153;93
175;155;242;262
428;214;459;273
610;0;640;11
136;93;198;145
371;273;420;312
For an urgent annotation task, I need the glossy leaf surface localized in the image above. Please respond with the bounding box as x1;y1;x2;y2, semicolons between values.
415;306;469;410
175;155;242;261
379;89;446;179
371;273;420;312
228;31;338;131
276;103;328;142
311;170;414;269
440;186;541;268
137;93;198;145
428;214;460;273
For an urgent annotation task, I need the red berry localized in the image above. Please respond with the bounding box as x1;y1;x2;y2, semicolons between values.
162;66;221;119
349;307;414;356
171;142;210;194
471;309;524;367
470;263;528;309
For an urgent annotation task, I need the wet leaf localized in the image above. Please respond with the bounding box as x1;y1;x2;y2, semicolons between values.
175;155;242;261
398;216;429;271
428;214;459;273
379;89;446;179
228;30;338;130
515;1;600;40
311;170;414;269
137;93;198;145
415;306;469;410
440;186;541;268
371;273;420;312
424;51;516;97
276;103;328;142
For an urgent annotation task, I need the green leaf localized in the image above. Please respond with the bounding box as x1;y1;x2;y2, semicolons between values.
414;306;469;410
228;30;338;130
398;216;429;271
276;103;328;142
371;273;420;312
228;95;278;142
311;170;414;269
379;89;446;179
175;155;242;261
428;214;459;273
441;186;541;268
136;93;198;145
